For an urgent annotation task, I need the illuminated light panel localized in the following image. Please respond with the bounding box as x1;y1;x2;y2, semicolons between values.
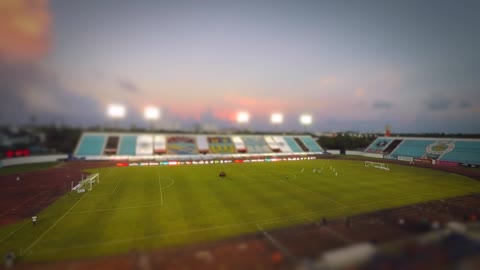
271;113;283;124
300;114;312;125
107;104;126;118
144;106;160;120
236;111;250;123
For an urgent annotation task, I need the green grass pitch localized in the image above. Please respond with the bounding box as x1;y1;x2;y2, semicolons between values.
2;159;480;262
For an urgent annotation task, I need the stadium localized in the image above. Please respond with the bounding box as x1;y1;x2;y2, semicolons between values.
1;1;480;269
1;131;480;269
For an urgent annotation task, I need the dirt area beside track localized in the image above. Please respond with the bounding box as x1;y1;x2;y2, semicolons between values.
1;157;479;269
0;161;119;225
6;193;480;270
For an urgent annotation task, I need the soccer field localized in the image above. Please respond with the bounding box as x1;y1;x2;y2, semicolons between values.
2;159;480;262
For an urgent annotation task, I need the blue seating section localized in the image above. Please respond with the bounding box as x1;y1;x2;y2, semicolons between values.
75;133;325;157
242;136;272;153
390;140;435;158
118;135;137;155
299;136;323;152
366;138;393;153
441;141;480;165
75;135;106;156
284;137;303;153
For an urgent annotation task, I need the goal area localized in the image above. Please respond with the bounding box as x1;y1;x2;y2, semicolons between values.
365;161;390;171
71;173;100;193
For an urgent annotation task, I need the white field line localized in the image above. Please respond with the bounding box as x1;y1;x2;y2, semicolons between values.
111;178;123;194
28;190;456;255
30;189;470;255
68;202;165;214
86;174;122;196
1;169;112;245
158;175;164;206
31;206;350;255
0;220;29;244
285;181;346;207
256;224;296;261
67;189;447;215
22;192;89;256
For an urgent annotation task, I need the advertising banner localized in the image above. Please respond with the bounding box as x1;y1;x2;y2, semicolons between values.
397;156;413;162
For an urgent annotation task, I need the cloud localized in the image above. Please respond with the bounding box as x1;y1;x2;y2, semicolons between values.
353;88;366;98
372;100;393;109
457;100;472;109
118;79;140;93
0;61;103;125
0;0;51;62
424;96;454;111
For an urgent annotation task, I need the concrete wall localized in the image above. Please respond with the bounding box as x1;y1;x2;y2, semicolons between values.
0;155;68;168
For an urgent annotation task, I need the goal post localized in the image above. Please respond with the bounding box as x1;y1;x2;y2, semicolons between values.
72;173;100;193
365;161;390;171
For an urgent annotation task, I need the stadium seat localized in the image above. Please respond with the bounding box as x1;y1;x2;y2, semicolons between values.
365;138;393;154
440;141;480;165
75;134;106;156
241;136;272;153
299;136;324;153
283;137;304;153
390;139;435;158
117;135;137;155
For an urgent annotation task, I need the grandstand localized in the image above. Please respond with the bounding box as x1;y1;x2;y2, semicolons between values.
74;132;325;158
365;137;480;166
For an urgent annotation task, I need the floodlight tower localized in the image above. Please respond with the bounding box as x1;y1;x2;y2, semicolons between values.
270;113;283;133
107;104;126;130
300;114;312;133
144;106;160;131
236;111;250;133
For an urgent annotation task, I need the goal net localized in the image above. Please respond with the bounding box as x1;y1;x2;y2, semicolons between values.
72;173;100;193
365;161;389;171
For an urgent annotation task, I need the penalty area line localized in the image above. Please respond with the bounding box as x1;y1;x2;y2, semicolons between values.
0;220;29;244
158;174;164;206
22;192;89;256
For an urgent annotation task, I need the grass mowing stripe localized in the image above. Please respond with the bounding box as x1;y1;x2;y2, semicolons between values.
3;160;480;262
22;192;89;256
68;202;165;214
22;167;115;256
31;205;348;255
0;220;29;244
285;180;346;207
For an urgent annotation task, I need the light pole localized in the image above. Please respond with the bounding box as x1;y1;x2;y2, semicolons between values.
270;113;283;134
300;114;312;133
144;106;160;131
107;104;126;130
236;111;250;133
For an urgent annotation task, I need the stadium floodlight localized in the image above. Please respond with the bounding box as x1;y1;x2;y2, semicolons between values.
144;106;160;120
236;111;250;124
300;114;312;125
271;113;283;124
107;104;126;118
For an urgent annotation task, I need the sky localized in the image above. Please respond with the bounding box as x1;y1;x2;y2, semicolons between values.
0;0;479;133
